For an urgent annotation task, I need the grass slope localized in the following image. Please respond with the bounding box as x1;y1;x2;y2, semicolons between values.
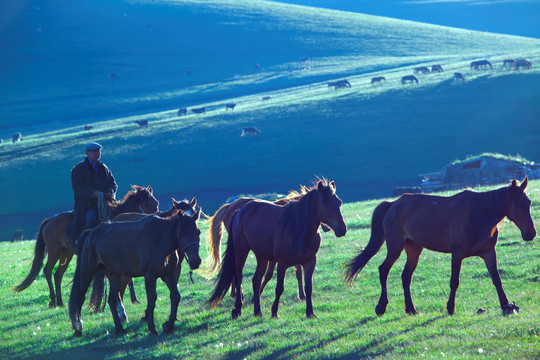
1;181;539;359
1;0;539;240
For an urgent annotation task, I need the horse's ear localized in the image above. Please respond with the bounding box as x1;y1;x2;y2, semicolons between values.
520;176;528;190
190;197;197;208
511;179;518;188
172;197;178;206
330;180;336;190
147;185;153;194
317;180;324;191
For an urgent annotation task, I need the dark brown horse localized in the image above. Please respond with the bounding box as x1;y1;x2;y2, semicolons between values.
13;185;159;308
345;178;536;316
208;180;347;319
401;75;418;85
69;209;202;336
89;198;199;322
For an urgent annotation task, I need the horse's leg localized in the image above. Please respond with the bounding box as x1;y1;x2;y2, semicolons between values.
252;256;268;317
446;251;464;315
161;273;180;334
402;240;423;315
43;255;59;308
260;261;276;297
118;276;132;323
481;249;518;315
143;276;158;334
376;233;404;316
128;279;140;304
69;261;98;336
107;275;125;334
231;249;249;319
303;257;317;318
271;262;288;318
295;265;306;300
54;252;73;307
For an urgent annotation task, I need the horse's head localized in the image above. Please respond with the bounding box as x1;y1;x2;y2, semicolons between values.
133;185;159;214
316;180;347;237
177;208;202;270
507;177;536;241
173;197;197;215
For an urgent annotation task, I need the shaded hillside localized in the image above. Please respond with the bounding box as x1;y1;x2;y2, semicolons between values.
1;0;539;240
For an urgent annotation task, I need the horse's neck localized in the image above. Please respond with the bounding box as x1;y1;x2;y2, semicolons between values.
473;187;509;228
288;191;320;239
150;217;180;271
114;193;140;215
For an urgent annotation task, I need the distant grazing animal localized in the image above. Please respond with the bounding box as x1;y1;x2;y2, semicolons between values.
514;59;532;70
84;125;93;131
431;65;443;73
69;209;202;336
208;179;347;319
401;75;418;85
453;72;465;82
241;127;261;137
11;230;24;243
503;59;515;68
12;132;22;143
300;57;310;63
371;76;386;85
191;107;206;114
471;60;492;70
262;96;272;101
328;79;351;90
135;120;148;127
177;108;187;116
414;66;430;74
13;185;159;308
225;103;236;111
255;63;261;70
345;178;535;317
108;73;118;80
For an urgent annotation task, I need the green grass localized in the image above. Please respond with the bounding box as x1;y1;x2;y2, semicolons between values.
1;181;539;359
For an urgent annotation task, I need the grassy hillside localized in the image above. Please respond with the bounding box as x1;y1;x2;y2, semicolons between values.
1;181;539;359
1;0;539;240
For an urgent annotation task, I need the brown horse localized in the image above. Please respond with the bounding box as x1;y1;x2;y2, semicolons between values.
345;177;536;316
69;209;202;336
208;179;347;319
89;198;199;321
13;185;159;308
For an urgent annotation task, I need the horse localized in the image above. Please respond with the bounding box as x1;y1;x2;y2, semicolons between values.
191;107;206;114
11;229;24;242
471;60;492;70
177;108;187;116
69;209;202;336
262;96;272;101
371;76;386;85
328;79;351;90
414;66;430;74
431;65;443;73
208;179;347;319
503;59;515;68
135;120;149;127
401;75;418;85
12;132;22;143
201;186;329;300
13;185;159;308
88;198;199;322
344;177;536;317
453;72;465;82
83;125;93;131
514;59;532;70
225;103;236;111
241;127;261;137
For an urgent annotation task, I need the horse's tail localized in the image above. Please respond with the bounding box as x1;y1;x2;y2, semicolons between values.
344;201;393;284
88;269;107;313
69;229;95;334
198;203;231;279
13;219;48;293
208;228;237;309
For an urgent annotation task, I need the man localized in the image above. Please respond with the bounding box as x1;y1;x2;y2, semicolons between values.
70;142;118;243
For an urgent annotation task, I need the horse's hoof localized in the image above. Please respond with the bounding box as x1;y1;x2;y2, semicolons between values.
298;295;306;301
231;309;241;319
254;311;262;317
406;308;418;315
131;299;141;305
271;313;279;319
306;313;317;319
502;302;519;316
49;302;56;308
73;330;82;338
162;322;174;334
477;308;486;315
375;304;386;316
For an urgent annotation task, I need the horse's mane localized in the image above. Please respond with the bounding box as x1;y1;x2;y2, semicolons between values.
110;185;143;208
467;185;509;237
280;178;331;202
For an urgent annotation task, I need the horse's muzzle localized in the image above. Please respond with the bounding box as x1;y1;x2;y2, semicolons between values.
334;225;347;238
188;257;201;270
522;229;536;241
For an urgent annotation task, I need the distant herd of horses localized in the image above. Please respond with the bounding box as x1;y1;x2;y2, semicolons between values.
12;176;536;337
